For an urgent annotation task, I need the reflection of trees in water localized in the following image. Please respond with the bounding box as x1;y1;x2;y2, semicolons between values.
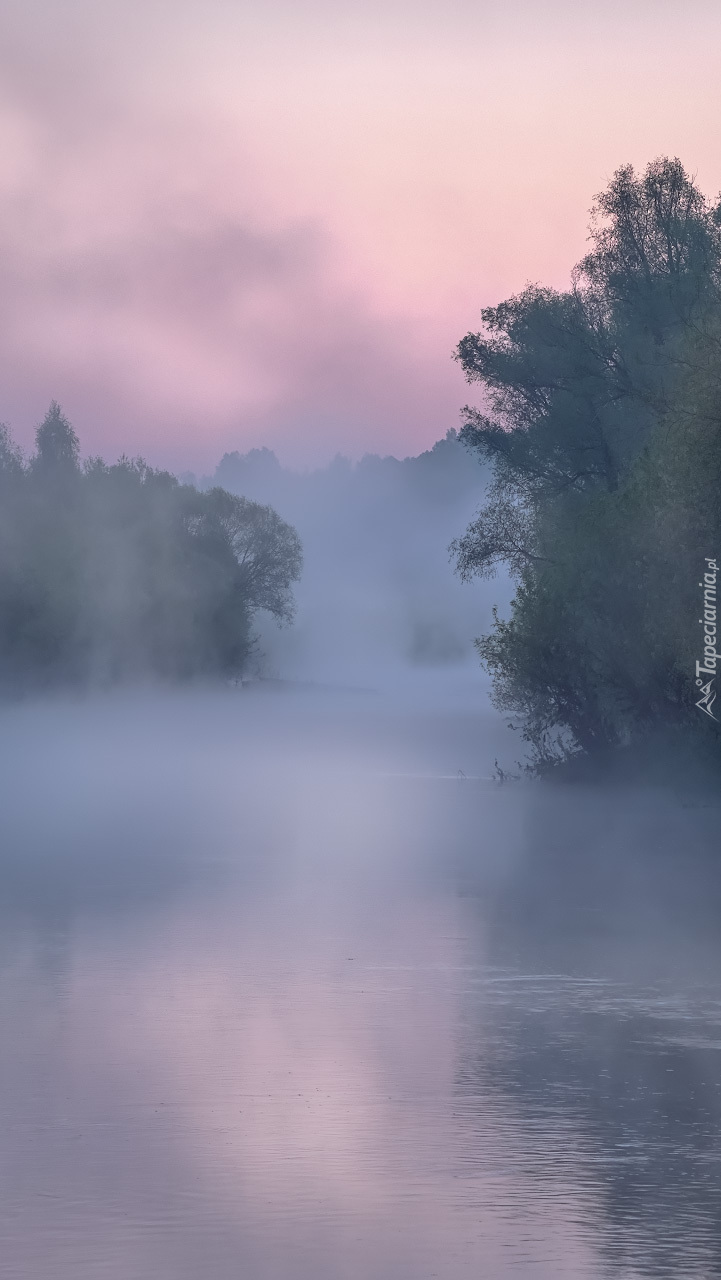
456;791;721;1278
456;983;721;1277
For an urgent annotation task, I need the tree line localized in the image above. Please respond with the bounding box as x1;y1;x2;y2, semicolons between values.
0;405;302;691
453;157;721;773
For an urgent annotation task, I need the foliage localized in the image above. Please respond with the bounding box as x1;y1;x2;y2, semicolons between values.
454;158;721;770
0;407;302;691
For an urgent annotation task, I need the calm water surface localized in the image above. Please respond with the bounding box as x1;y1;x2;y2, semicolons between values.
1;686;720;1278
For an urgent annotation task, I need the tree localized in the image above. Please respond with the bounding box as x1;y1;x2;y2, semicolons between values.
457;160;721;525
32;402;80;475
454;159;721;768
0;410;303;690
201;487;303;624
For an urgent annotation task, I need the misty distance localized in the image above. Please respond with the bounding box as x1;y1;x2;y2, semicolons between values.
2;159;719;782
1;7;721;1268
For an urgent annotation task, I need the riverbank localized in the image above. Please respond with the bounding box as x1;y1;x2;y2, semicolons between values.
544;726;721;796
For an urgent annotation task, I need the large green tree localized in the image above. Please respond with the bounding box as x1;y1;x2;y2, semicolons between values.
454;159;721;768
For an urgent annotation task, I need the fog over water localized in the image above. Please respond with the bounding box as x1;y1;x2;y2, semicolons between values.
1;683;720;1279
197;431;512;683
3;1;721;1272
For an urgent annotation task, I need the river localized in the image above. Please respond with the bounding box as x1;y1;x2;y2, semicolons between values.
1;684;719;1278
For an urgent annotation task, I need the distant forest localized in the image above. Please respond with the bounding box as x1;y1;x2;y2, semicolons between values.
0;406;302;690
194;431;494;678
0;415;491;692
452;158;721;774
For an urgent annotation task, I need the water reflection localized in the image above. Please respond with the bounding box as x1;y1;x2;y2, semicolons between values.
0;690;719;1278
458;787;721;1280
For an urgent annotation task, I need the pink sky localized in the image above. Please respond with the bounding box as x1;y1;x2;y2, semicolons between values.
1;0;721;470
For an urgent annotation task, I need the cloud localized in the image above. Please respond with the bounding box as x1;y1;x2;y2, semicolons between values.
1;0;721;466
0;187;461;466
0;2;466;467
